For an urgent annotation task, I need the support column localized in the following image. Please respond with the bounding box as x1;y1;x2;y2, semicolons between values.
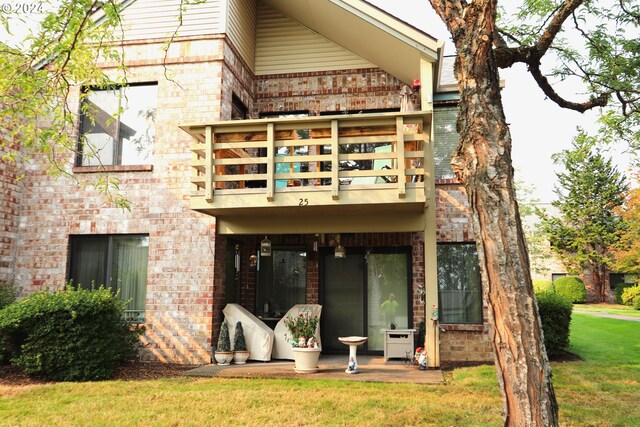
422;58;439;367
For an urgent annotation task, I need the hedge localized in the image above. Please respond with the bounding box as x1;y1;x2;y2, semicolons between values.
533;279;554;296
0;286;144;380
621;285;640;309
536;292;573;357
615;282;636;305
554;276;587;303
0;281;20;310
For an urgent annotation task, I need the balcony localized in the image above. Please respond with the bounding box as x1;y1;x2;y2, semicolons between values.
180;111;432;221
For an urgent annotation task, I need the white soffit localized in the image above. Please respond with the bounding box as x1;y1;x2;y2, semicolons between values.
262;0;442;85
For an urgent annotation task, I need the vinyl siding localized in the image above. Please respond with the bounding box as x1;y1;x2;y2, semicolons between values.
434;107;459;180
117;0;226;41
227;0;256;69
254;2;374;75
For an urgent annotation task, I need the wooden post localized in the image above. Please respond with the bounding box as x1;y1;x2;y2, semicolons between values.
205;125;213;203
266;123;274;202
331;120;339;200
396;116;406;198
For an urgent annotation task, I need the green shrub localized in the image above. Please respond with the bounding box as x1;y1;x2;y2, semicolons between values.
554;276;587;303
621;285;640;307
0;281;20;310
615;282;636;304
536;292;573;357
217;321;231;352
233;321;247;351
0;286;144;381
633;296;640;311
533;280;554;296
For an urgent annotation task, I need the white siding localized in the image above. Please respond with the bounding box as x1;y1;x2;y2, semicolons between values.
254;3;374;75
227;0;256;69
117;0;226;41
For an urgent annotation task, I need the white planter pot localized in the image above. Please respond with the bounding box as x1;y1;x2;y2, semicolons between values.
292;347;321;373
233;350;250;364
214;351;234;365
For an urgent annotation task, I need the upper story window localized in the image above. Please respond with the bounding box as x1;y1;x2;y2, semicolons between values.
77;84;158;167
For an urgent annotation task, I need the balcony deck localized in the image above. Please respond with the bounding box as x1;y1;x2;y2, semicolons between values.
181;111;432;224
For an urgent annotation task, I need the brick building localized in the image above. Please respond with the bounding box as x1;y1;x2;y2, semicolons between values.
1;0;493;366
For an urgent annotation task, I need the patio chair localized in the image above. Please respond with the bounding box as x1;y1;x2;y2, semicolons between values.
223;304;275;361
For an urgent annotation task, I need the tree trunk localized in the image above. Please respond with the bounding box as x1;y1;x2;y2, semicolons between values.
429;1;559;425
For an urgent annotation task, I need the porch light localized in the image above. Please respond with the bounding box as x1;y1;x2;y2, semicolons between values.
234;244;241;273
334;244;346;258
260;236;272;257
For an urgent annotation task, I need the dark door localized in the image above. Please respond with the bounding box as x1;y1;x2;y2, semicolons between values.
321;253;366;352
321;249;411;353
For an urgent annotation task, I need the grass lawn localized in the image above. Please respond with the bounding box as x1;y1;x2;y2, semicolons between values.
1;313;638;426
573;303;640;318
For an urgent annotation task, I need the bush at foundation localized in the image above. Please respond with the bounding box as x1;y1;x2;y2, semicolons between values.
536;292;573;356
0;286;144;381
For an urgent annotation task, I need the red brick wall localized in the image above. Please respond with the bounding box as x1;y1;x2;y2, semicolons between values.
435;181;494;363
9;33;494;364
12;38;234;364
254;68;413;115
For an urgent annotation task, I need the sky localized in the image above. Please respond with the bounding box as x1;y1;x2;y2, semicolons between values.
1;0;632;203
369;0;630;203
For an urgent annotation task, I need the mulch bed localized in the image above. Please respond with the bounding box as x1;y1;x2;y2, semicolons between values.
0;362;197;386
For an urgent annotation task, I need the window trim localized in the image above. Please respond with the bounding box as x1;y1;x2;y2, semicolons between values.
76;82;158;168
68;234;149;322
437;242;483;325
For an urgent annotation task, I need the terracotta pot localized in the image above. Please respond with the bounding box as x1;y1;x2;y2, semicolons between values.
233;350;250;364
214;351;234;365
292;347;321;373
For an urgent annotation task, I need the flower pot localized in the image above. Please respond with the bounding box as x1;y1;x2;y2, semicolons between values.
214;351;234;365
292;347;321;373
233;350;250;364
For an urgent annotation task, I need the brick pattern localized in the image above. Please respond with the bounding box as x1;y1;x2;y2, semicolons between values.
436;183;475;243
0;141;21;283
11;38;238;364
8;34;494;364
254;68;411;115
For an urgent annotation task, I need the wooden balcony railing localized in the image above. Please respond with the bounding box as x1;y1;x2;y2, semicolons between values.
180;111;432;216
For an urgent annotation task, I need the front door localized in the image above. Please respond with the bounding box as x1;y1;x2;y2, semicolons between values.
322;253;365;352
321;249;411;353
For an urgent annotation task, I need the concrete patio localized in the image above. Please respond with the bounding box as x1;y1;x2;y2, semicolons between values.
184;355;444;384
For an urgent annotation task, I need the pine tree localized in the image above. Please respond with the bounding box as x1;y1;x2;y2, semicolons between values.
216;321;231;352
233;321;247;351
540;132;628;301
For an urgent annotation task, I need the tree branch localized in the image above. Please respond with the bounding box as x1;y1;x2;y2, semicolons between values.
528;61;608;112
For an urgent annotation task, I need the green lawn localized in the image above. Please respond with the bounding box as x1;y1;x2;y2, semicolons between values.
573;303;640;318
0;313;638;426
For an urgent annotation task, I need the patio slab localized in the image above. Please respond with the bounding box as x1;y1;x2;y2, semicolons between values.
183;355;444;384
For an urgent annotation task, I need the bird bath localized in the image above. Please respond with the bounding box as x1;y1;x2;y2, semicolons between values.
338;336;368;374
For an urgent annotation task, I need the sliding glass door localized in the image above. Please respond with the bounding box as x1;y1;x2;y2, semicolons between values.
321;249;410;353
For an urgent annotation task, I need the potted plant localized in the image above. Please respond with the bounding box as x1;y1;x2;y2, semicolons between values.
232;321;250;364
284;312;321;373
214;320;234;365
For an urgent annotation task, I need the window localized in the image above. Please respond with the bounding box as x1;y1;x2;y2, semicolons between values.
231;94;248;120
257;247;307;316
78;84;157;166
551;273;567;283
69;235;149;321
433;107;459;180
437;243;482;324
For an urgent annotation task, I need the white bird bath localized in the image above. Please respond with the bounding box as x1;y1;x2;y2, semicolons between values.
338;336;368;374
